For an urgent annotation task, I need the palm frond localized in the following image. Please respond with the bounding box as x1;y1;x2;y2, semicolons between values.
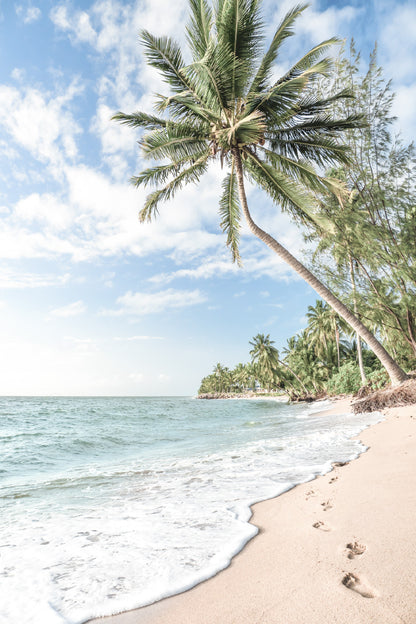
140;124;209;161
229;109;266;145
281;38;339;81
132;148;210;187
216;0;263;100
267;132;351;167
154;92;218;126
248;3;308;95
186;0;213;59
219;160;241;264
111;111;168;130
140;30;188;92
260;148;332;193
139;156;209;222
246;74;308;118
243;149;319;223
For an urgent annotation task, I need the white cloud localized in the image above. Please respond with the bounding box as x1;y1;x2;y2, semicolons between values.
266;0;360;47
16;5;41;24
114;335;164;341
49;300;86;318
297;4;360;43
149;238;303;286
63;336;98;356
14;193;73;231
50;5;97;45
129;372;144;383
0;268;70;288
11;67;25;81
104;288;207;316
392;83;416;139
379;5;416;83
0;80;83;173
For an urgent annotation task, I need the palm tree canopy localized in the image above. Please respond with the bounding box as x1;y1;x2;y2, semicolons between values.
114;0;408;386
113;0;360;264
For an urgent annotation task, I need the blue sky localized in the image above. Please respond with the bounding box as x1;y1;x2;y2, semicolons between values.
0;0;415;396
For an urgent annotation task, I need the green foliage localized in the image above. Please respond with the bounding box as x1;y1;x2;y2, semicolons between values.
308;42;416;371
116;2;408;386
114;0;362;262
326;361;366;395
366;369;389;390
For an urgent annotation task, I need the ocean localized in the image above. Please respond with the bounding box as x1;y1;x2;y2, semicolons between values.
0;396;383;624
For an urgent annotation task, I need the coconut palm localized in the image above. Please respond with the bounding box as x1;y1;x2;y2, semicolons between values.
113;0;407;385
306;299;348;369
249;333;279;390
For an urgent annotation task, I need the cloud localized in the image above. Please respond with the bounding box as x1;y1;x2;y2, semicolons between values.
16;5;41;24
149;238;304;286
104;288;207;316
14;193;73;231
128;372;144;383
0;80;83;173
49;300;86;318
50;5;97;45
114;335;164;341
63;336;98;356
0;268;70;288
379;4;416;84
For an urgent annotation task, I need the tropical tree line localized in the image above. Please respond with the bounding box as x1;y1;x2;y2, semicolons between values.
198;301;390;399
114;0;415;391
306;43;416;379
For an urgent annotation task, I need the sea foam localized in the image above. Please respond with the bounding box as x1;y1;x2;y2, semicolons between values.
0;396;383;624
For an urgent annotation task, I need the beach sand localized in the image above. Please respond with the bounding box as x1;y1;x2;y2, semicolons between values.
88;398;416;624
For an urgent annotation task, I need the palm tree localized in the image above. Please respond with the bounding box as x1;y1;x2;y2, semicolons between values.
283;333;325;392
249;333;279;390
232;362;250;392
306;299;348;369
113;0;407;386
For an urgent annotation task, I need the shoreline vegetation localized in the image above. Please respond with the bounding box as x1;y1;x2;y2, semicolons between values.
196;391;291;400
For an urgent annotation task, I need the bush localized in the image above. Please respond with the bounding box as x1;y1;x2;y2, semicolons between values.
326;361;366;395
366;368;389;390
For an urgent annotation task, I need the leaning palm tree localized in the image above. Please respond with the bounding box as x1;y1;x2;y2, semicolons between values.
113;0;407;385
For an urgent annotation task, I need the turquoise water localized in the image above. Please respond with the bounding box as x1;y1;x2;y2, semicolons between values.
0;396;382;624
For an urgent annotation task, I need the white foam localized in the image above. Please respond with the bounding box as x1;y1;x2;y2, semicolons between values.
0;403;384;624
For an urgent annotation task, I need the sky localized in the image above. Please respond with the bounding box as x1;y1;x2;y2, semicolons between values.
0;0;415;396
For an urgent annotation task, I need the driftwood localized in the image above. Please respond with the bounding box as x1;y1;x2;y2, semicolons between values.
352;378;416;413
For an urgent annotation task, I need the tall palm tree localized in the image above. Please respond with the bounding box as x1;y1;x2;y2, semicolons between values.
306;299;348;369
113;0;407;386
249;333;279;390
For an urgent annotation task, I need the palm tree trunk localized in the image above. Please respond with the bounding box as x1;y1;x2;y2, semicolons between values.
334;320;340;369
278;359;308;394
233;148;407;386
349;256;367;385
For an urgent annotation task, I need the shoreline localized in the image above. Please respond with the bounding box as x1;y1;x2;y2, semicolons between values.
87;397;416;624
196;391;290;400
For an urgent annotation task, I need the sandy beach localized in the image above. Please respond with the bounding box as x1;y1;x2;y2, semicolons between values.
88;398;416;624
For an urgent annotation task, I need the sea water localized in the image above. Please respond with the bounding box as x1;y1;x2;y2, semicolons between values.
0;396;383;624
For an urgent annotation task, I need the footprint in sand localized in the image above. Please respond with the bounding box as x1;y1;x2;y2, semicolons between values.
342;572;376;598
329;475;338;484
313;520;331;532
333;461;348;468
321;500;333;511
346;541;366;559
